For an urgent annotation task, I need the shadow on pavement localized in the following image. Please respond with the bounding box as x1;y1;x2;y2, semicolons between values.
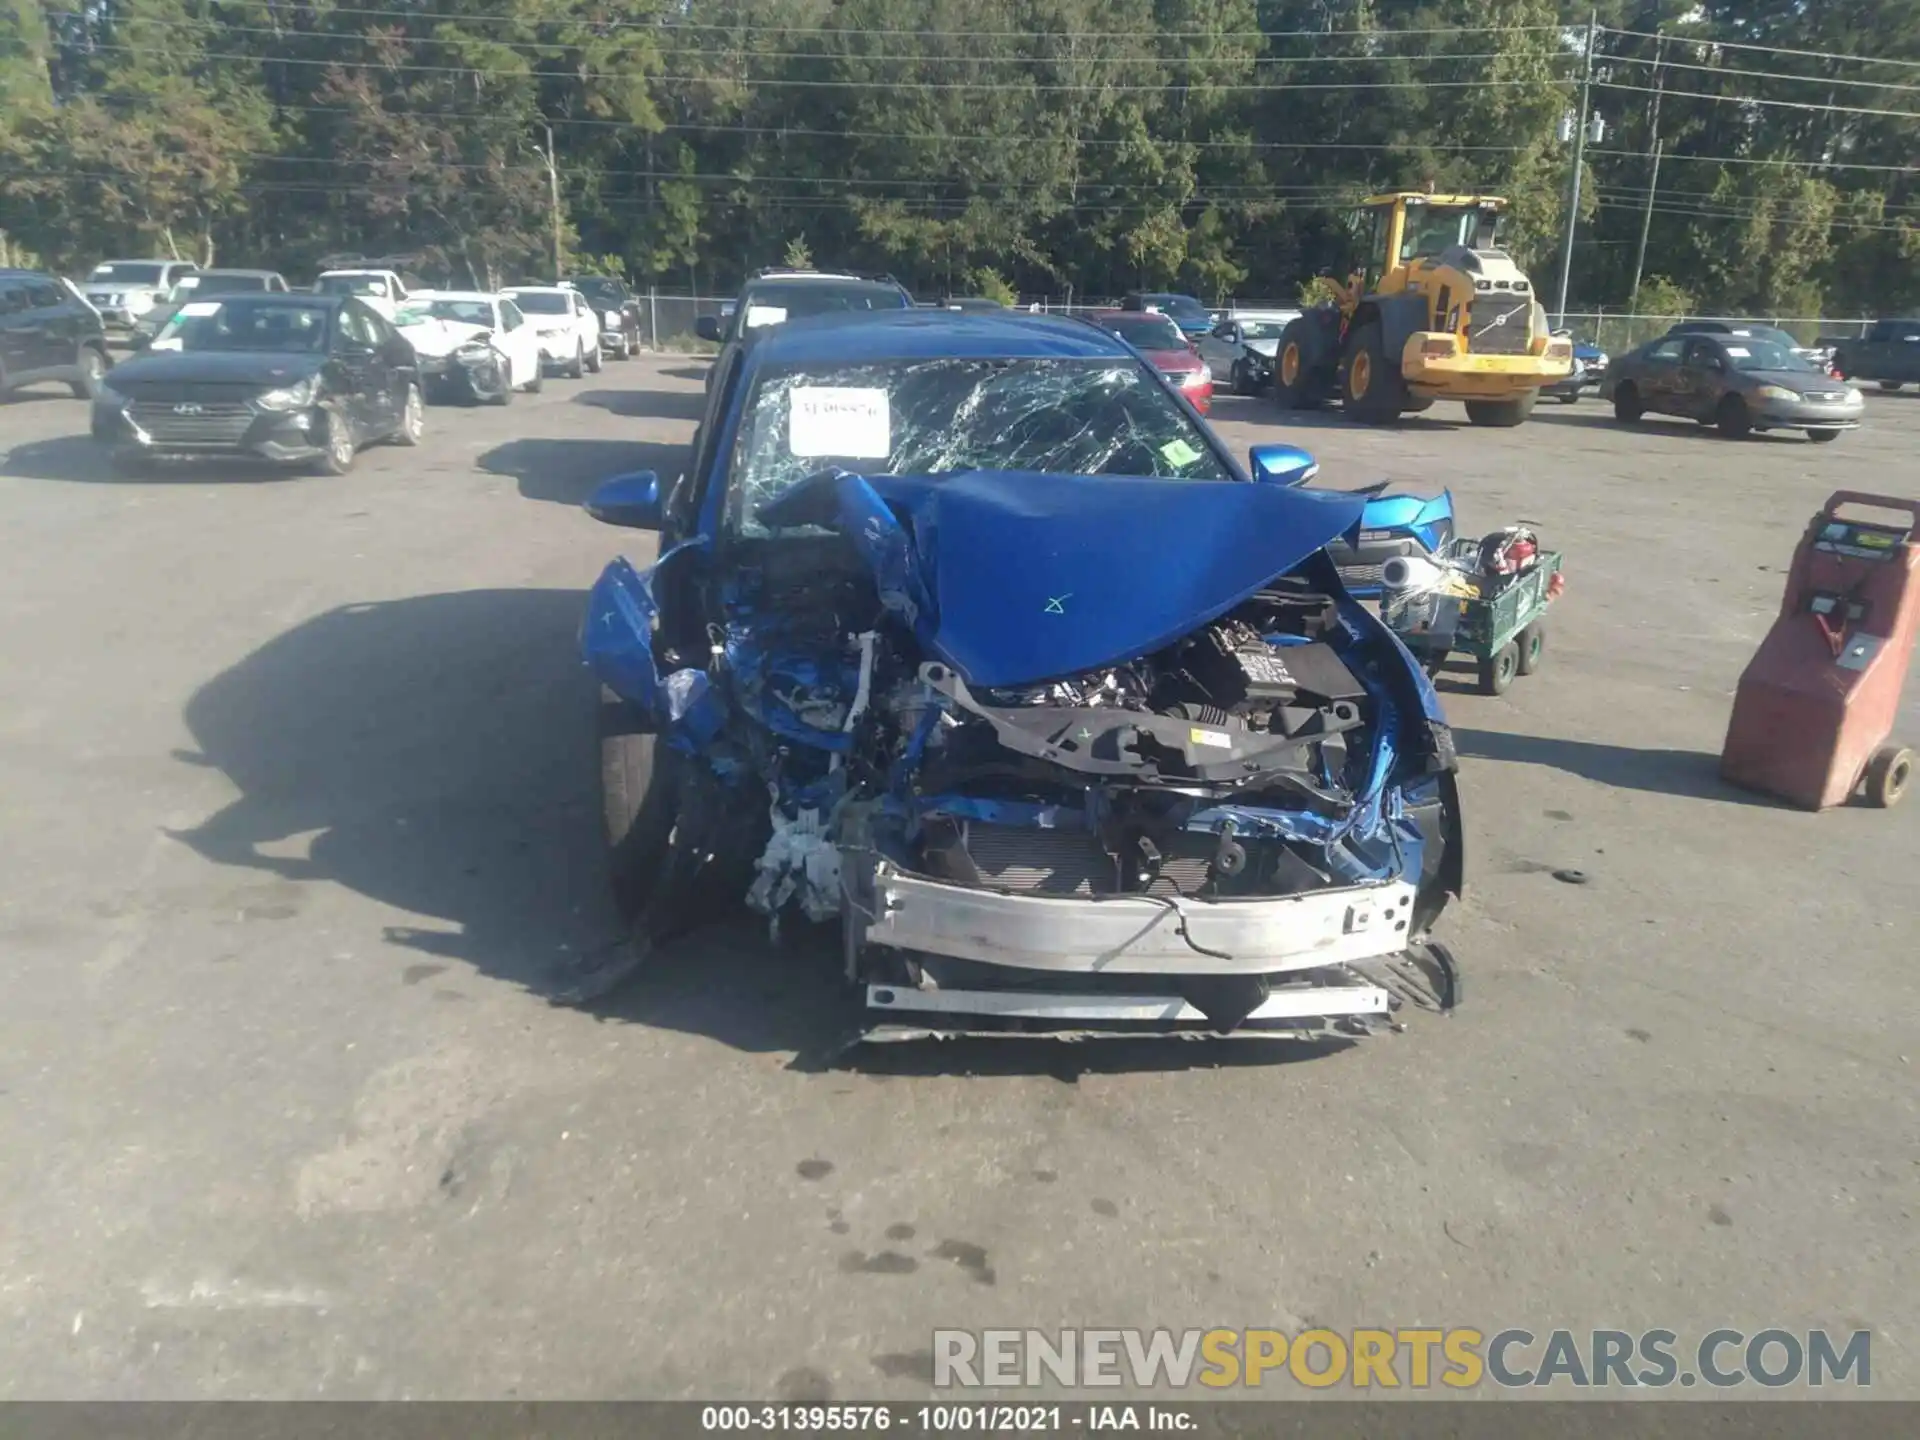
170;587;1355;1074
479;436;686;506
0;433;302;484
574;386;706;422
1528;409;1815;443
660;364;712;383
1453;727;1788;807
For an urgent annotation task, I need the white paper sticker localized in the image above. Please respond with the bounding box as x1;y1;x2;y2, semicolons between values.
1724;345;1750;357
788;387;892;459
743;304;787;330
178;301;222;317
150;337;183;351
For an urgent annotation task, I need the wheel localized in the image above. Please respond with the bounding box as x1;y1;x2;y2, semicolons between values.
1464;393;1537;427
1863;746;1912;808
70;345;107;399
524;361;543;394
1272;320;1326;410
1881;381;1904;392
616;332;633;360
1478;642;1520;696
487;356;515;406
1716;394;1752;439
310;410;356;475
1558;389;1579;405
1515;621;1545;676
392;381;424;445
1229;361;1249;396
1612;382;1644;423
586;340;603;374
1339;320;1407;424
601;694;686;923
1807;428;1840;443
567;344;586;380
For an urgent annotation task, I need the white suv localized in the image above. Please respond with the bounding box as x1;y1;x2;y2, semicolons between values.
502;285;602;378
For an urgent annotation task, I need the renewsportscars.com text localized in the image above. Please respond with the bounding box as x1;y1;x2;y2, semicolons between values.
932;1327;1871;1391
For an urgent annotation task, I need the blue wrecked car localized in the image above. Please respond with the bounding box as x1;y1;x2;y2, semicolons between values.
575;309;1462;1037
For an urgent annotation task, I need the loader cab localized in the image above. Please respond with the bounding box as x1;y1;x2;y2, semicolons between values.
1346;194;1508;293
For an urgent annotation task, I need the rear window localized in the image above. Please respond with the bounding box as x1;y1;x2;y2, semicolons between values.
196;274;271;294
317;274;392;298
1098;313;1187;351
89;263;165;285
736;281;910;331
507;291;571;315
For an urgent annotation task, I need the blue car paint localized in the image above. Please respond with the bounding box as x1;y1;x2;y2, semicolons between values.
580;308;1458;909
1359;489;1456;556
765;466;1367;690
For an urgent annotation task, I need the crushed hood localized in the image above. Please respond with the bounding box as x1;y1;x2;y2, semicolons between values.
768;470;1367;689
400;319;490;358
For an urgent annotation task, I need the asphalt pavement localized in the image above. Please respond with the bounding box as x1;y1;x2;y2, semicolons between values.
0;359;1915;1400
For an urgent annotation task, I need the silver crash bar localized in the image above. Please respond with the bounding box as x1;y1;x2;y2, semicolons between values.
865;980;1389;1025
860;859;1417;976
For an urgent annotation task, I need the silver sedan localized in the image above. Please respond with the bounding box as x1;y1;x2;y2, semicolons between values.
1601;332;1863;441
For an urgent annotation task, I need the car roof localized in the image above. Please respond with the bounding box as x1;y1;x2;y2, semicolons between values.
318;268;394;276
745;309;1135;366
197;269;282;279
1228;309;1298;320
91;258;192;265
503;284;569;293
199;291;341;307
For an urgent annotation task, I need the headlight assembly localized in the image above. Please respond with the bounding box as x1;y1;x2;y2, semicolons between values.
256;377;317;411
1754;384;1801;403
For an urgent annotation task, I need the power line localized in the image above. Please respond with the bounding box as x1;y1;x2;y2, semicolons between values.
1601;23;1920;73
71;43;1578;90
1594;79;1920;122
1602;48;1920;93
1589;147;1917;174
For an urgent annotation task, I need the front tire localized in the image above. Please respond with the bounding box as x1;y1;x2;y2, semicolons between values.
602;697;684;924
1880;381;1904;392
1612;382;1644;423
1716;394;1753;439
524;361;543;394
1464;393;1537;427
393;381;424;445
70;345;108;400
1807;428;1839;443
1339;320;1407;424
487;356;515;406
1272;321;1326;410
586;340;604;375
311;410;356;475
567;344;586;380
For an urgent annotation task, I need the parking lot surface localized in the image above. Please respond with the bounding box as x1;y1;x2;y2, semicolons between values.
2;361;1916;1399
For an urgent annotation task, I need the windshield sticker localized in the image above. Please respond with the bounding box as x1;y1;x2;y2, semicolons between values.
744;304;788;330
1724;346;1750;357
178;301;222;317
1159;438;1202;467
789;387;892;459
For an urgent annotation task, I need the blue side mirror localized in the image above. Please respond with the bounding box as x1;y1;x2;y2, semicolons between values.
1247;443;1320;487
586;470;663;529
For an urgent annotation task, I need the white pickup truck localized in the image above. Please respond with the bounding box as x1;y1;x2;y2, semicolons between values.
314;269;410;320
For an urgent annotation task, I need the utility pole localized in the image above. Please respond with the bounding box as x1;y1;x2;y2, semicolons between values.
1553;10;1599;328
542;123;563;280
1627;34;1668;314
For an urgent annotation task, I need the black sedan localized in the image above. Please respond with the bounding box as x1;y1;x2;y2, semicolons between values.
91;293;422;474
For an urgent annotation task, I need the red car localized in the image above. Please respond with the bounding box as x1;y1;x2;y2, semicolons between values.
1089;309;1214;414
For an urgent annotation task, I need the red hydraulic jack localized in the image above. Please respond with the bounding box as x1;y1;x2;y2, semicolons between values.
1722;491;1919;809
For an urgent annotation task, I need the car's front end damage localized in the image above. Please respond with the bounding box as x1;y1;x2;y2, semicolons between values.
581;460;1462;1042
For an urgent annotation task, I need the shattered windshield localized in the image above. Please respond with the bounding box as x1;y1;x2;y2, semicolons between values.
730;357;1232;536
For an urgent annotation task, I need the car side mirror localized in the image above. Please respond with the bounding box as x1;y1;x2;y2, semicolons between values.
695;315;722;343
1247;443;1320;487
587;471;663;529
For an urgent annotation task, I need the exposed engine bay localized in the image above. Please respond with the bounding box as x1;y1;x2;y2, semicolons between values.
583;466;1462;1037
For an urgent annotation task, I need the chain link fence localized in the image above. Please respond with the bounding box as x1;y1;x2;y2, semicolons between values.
1558;311;1875;353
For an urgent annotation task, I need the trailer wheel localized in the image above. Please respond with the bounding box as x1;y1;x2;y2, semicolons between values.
1516;621;1546;675
1864;746;1912;808
1340;321;1407;424
1464;393;1537;427
1478;642;1520;695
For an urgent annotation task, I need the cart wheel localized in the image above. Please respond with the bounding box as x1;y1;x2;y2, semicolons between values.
1478;643;1520;696
1516;622;1546;676
1864;746;1913;808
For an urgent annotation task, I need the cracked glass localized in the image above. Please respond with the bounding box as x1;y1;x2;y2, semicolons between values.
728;357;1233;536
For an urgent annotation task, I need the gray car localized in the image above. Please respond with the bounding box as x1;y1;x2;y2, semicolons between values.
1602;332;1863;442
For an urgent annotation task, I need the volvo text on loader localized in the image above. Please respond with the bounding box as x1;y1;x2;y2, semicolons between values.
1274;193;1574;428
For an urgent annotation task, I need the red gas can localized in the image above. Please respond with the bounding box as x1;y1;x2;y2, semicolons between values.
1721;491;1919;810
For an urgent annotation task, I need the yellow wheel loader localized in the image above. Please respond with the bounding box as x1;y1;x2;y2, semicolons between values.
1273;193;1574;427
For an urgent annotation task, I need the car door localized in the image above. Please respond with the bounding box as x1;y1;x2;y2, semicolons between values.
0;282;36;381
364;303;415;432
1674;338;1728;418
329;302;385;438
497;299;539;385
19;279;71;373
1197;320;1241;373
1635;337;1686;413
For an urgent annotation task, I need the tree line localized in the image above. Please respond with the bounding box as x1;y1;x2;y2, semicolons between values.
2;1;1915;317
